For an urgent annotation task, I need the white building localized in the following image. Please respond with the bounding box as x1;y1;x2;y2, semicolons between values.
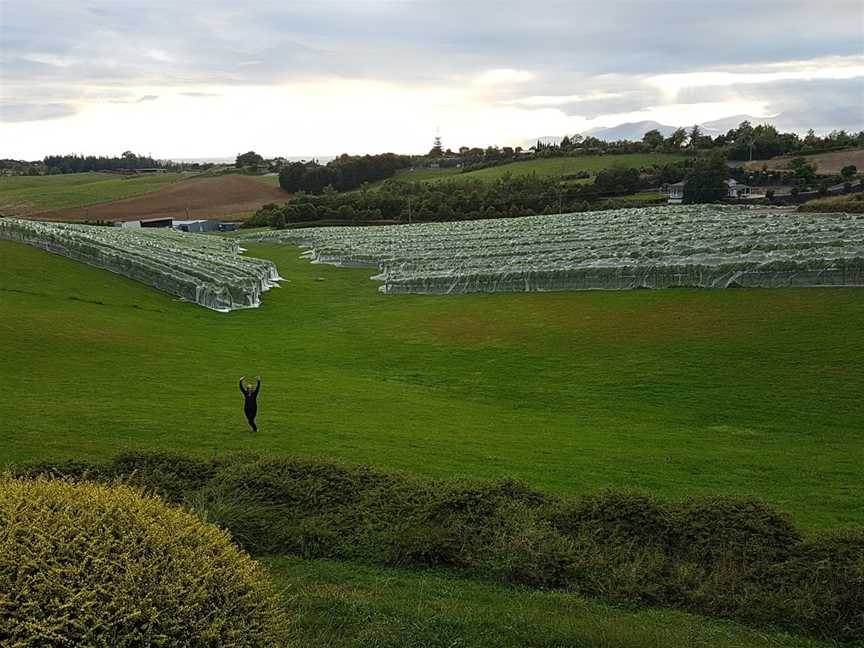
724;179;751;199
664;179;751;203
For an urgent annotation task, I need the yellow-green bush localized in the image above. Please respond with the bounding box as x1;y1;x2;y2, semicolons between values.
0;478;290;647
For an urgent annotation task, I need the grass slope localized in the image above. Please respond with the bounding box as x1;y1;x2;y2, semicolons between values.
252;173;282;187
0;240;862;528
396;153;687;184
0;172;184;216
267;557;832;648
249;154;683;194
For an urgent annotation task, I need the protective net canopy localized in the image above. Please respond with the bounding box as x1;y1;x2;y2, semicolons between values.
237;205;864;294
0;218;280;311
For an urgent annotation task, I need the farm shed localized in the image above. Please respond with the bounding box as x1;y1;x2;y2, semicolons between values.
174;219;221;233
115;217;174;229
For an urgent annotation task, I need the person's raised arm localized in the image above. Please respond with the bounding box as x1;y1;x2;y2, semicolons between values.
254;376;261;396
239;376;246;395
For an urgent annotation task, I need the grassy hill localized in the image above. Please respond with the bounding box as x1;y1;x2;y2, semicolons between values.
393;153;686;185
1;239;861;530
252;173;282;187
0;172;184;216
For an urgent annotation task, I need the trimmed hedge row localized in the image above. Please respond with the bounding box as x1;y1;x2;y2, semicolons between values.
14;451;864;643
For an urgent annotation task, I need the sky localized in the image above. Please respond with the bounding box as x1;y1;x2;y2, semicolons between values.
1;0;862;160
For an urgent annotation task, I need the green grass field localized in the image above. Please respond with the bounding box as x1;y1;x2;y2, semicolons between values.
0;172;184;216
428;153;685;183
1;240;861;530
253;173;282;187
2;238;861;645
267;557;832;648
392;166;462;182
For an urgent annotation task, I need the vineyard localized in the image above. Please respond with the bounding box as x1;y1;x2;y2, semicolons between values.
0;218;279;311
239;206;864;294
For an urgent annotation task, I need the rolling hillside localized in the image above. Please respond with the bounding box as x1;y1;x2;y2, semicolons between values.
0;172;184;216
23;174;290;222
392;153;686;185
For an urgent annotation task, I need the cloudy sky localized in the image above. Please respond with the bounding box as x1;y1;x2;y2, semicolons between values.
1;0;862;159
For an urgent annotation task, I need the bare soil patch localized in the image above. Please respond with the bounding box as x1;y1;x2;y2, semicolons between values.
744;148;864;175
27;175;289;222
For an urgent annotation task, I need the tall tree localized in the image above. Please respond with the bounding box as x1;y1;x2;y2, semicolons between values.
642;129;664;149
683;153;728;203
789;157;817;185
688;125;703;148
429;135;444;158
236;151;264;168
666;128;688;149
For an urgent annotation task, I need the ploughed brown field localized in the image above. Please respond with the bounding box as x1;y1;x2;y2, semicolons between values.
29;175;290;222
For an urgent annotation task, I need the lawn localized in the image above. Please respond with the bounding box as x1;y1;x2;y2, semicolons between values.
267;557;833;648
0;239;861;529
433;153;686;183
366;153;685;190
0;172;185;216
391;166;462;182
252;173;282;187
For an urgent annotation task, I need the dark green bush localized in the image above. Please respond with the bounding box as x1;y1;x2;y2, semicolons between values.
766;529;864;641
551;491;674;550
673;496;801;565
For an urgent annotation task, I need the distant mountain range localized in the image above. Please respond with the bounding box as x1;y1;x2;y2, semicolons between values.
521;115;778;146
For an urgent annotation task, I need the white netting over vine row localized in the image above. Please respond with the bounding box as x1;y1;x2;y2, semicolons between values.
238;205;864;294
0;218;280;311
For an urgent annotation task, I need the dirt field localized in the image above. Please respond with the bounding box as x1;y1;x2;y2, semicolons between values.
744;148;864;175
29;175;289;222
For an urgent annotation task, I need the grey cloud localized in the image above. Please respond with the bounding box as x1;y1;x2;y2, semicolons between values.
136;95;159;102
557;91;658;119
181;92;220;98
1;0;862;126
0;102;77;122
670;77;864;132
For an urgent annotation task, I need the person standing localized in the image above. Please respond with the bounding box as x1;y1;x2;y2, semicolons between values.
239;376;261;431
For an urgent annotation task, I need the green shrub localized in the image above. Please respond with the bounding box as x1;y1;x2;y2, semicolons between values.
0;478;291;647
765;529;864;641
551;491;674;550
673;496;800;564
13;451;864;643
391;522;465;567
108;450;225;501
479;503;578;588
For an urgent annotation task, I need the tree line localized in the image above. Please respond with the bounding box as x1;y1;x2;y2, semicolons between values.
529;123;864;161
335;121;863;188
41;151;171;173
278;153;414;193
248;161;693;228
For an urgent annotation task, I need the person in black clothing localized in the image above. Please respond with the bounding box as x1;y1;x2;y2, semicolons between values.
239;376;261;431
